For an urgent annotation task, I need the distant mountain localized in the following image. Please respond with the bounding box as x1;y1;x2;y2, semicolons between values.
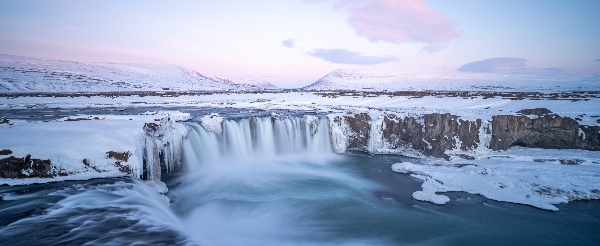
304;69;600;92
208;75;278;90
0;55;277;92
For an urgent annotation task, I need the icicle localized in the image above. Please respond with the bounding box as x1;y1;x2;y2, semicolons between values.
328;115;349;153
305;115;320;135
367;115;385;154
477;120;492;151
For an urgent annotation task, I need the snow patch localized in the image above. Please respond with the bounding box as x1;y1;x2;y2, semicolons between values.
140;111;191;122
412;191;450;205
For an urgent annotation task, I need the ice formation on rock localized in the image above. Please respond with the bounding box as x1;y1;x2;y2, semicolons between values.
200;113;224;138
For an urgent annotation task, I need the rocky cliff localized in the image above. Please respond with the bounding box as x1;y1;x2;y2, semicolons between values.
335;108;599;159
490;108;599;151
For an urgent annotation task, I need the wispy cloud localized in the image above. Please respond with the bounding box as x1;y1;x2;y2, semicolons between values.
458;57;527;73
595;58;600;62
282;38;295;48
458;57;572;76
58;27;79;32
308;48;397;65
544;67;563;72
314;0;458;45
420;44;447;54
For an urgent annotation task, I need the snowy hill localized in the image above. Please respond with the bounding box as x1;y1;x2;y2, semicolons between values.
209;75;278;90
0;55;277;92
304;69;600;92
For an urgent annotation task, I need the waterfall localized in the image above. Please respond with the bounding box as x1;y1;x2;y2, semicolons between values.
183;115;332;169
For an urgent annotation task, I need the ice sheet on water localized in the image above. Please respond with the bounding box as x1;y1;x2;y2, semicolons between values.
393;147;600;211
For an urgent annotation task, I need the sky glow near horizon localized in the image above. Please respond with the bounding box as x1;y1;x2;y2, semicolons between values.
1;0;599;88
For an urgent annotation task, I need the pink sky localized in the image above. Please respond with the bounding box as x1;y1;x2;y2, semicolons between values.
1;0;599;87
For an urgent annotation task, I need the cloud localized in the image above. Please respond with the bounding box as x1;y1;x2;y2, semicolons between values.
544;68;563;72
420;44;447;54
58;27;79;32
308;48;397;65
458;57;527;73
321;0;458;44
282;38;295;48
595;58;600;62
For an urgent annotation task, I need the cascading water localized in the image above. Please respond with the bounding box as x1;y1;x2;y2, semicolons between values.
182;115;332;170
169;115;395;245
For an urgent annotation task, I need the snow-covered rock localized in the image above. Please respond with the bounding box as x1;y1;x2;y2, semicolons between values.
200;113;224;137
412;191;450;205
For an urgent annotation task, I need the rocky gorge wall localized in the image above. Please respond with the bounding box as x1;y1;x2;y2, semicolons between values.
331;108;600;159
3;107;598;183
0;112;189;181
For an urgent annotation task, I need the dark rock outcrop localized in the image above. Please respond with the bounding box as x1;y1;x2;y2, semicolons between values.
107;151;132;174
517;108;553;116
490;110;599;151
380;113;481;159
344;113;371;150
422;113;481;158
0;155;52;178
381;114;424;153
340;108;597;159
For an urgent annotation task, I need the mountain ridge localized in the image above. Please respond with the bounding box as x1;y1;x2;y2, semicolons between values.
0;54;277;92
303;69;600;92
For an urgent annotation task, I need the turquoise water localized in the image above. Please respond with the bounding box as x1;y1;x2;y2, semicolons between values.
1;152;599;245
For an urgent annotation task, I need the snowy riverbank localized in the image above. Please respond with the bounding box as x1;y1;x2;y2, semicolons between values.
0;111;190;185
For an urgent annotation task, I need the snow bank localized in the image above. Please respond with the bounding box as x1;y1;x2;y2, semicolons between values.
392;147;600;211
392;162;450;205
391;162;416;173
139;111;191;122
